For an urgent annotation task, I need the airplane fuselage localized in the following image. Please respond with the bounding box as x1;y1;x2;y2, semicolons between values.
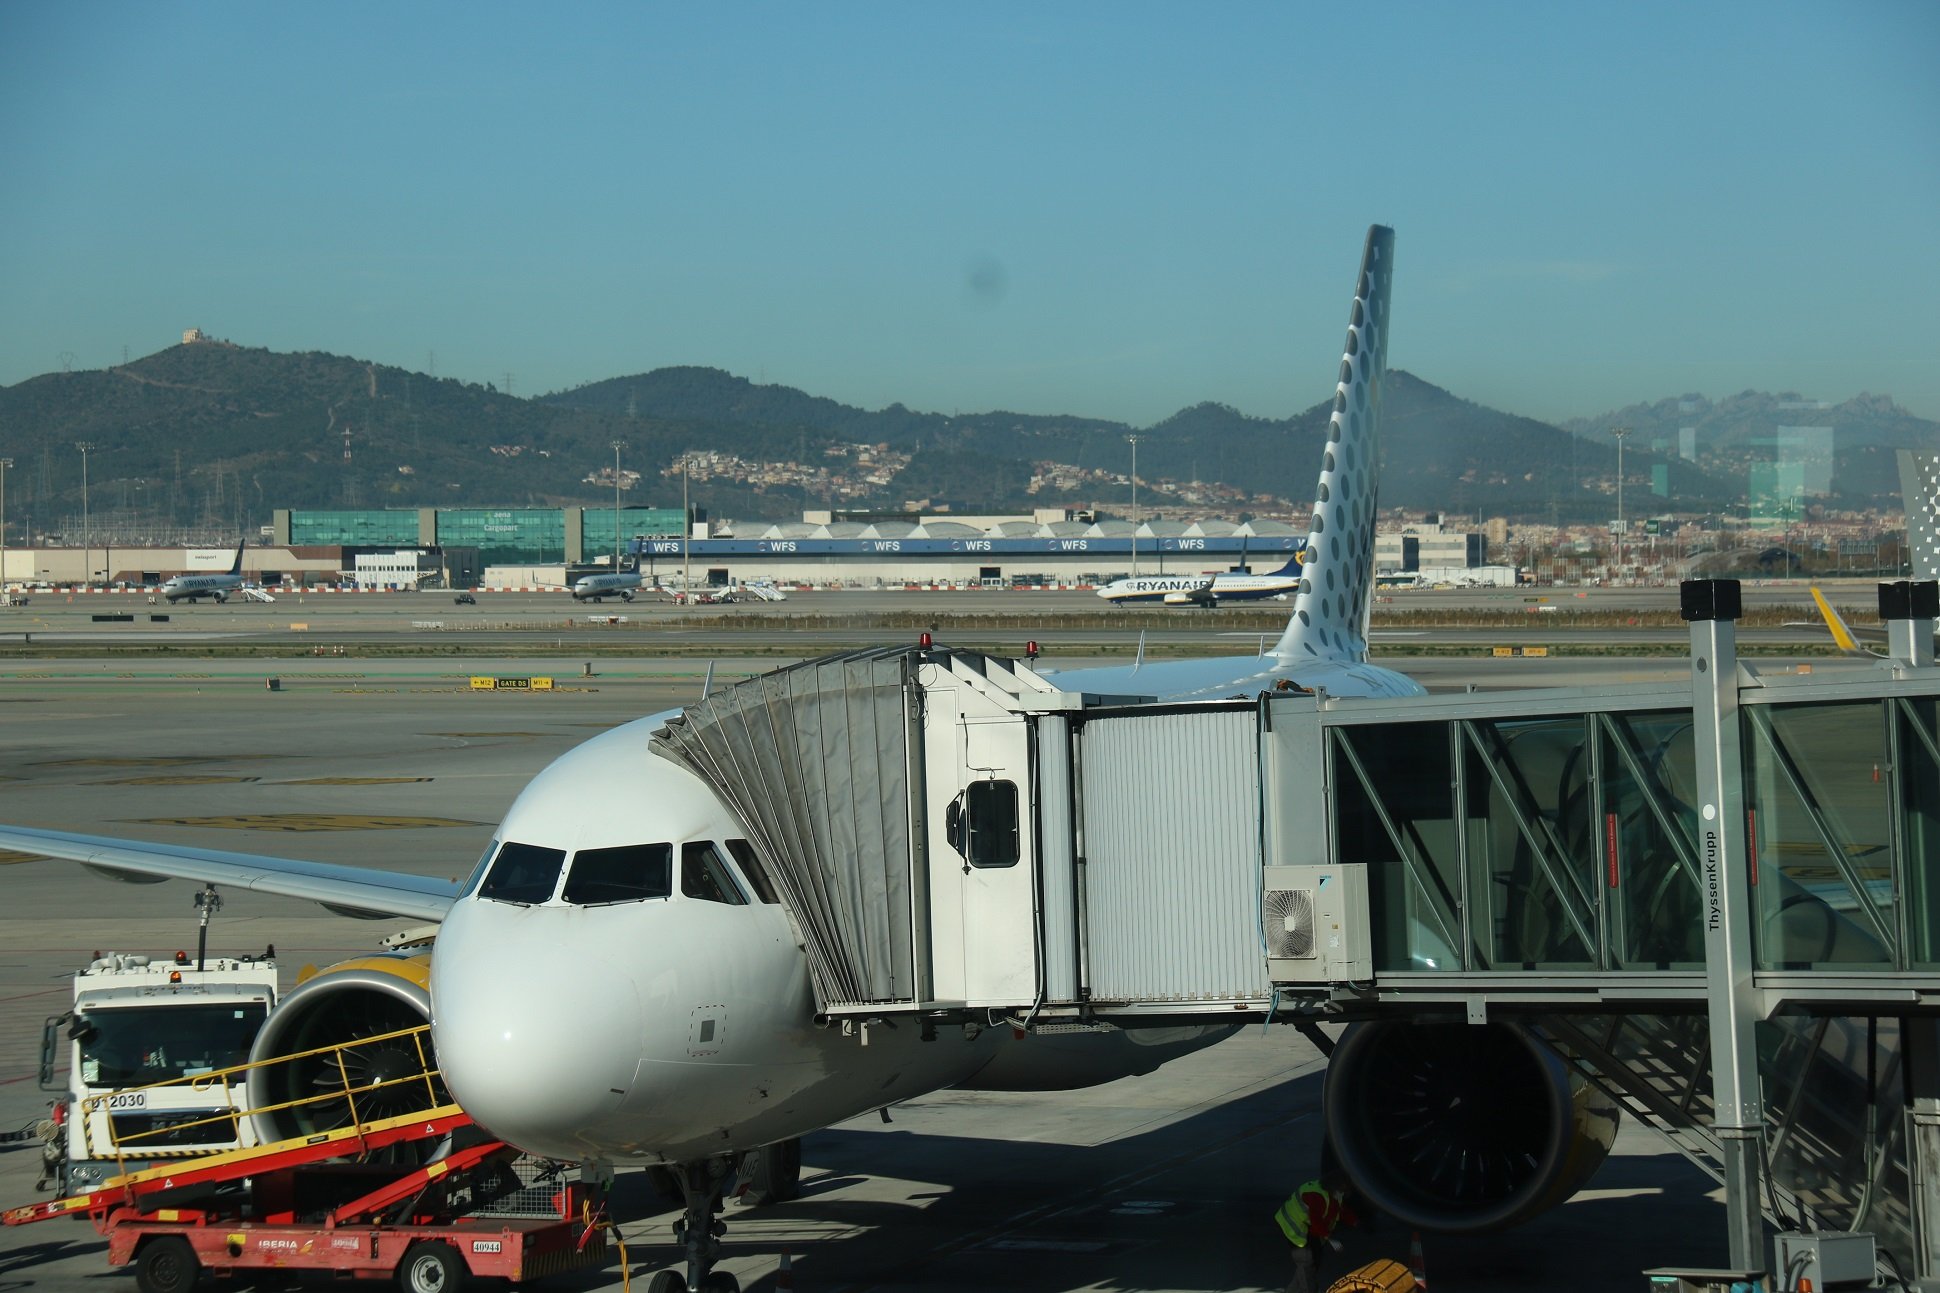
571;573;642;602
1096;568;1300;607
161;576;241;603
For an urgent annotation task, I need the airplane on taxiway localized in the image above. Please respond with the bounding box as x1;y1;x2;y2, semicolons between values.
1094;551;1305;608
570;568;645;602
3;228;1600;1293
159;544;247;604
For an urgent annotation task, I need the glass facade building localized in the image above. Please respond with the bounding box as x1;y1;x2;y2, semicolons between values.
274;507;686;565
287;509;422;547
435;509;566;567
584;507;688;556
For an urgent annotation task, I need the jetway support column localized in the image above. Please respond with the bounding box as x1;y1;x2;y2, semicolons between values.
1905;1023;1940;1291
1682;579;1766;1274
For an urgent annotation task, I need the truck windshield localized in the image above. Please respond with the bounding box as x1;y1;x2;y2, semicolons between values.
78;1002;269;1088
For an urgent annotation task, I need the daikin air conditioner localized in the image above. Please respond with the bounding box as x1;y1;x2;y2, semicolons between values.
1262;864;1370;984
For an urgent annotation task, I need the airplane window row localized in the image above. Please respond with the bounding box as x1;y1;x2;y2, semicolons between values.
476;838;772;907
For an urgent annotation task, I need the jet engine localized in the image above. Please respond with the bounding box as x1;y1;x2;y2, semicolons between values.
1323;1020;1620;1234
245;952;449;1145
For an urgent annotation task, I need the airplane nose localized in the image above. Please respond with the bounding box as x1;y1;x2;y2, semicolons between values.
431;908;642;1159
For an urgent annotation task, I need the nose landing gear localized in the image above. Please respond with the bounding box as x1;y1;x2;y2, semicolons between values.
645;1157;739;1293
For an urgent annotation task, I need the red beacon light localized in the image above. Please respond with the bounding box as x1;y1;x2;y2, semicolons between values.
918;631;933;650
168;971;183;984
1025;640;1039;660
174;951;189;965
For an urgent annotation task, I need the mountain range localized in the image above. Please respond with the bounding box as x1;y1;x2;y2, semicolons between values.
0;340;1928;538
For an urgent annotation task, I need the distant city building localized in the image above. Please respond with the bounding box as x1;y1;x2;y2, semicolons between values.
1374;518;1486;573
182;328;206;344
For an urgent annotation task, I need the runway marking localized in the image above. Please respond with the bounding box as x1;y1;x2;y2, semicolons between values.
427;732;536;738
99;775;263;785
125;813;480;832
278;777;434;785
36;756;209;767
0;849;49;865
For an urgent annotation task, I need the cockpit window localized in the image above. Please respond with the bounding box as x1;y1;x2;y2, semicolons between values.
681;842;747;906
564;843;672;905
478;842;567;904
724;839;781;905
460;840;499;896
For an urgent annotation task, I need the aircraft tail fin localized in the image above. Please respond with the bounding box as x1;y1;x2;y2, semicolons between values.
1899;449;1940;581
1810;586;1874;657
1271;225;1394;663
228;543;245;576
1268;551;1302;578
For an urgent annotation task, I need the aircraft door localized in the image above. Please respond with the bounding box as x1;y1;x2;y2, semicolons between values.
923;696;1038;1009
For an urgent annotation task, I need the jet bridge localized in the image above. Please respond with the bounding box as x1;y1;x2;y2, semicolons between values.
652;626;1939;1025
650;580;1940;1282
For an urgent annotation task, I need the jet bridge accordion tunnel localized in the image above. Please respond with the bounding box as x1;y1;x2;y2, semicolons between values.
647;641;1940;1245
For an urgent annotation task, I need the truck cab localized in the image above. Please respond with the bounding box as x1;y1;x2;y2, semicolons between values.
41;952;278;1195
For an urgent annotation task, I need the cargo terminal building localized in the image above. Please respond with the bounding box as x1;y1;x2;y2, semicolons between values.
1;507;1483;592
276;507;1317;589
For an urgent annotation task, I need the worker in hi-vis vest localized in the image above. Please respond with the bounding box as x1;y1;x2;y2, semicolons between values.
1274;1177;1356;1293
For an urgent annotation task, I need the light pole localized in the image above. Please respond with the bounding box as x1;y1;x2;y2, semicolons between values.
610;440;625;571
1126;433;1141;577
0;457;11;586
1611;427;1629;584
681;455;692;602
76;441;94;588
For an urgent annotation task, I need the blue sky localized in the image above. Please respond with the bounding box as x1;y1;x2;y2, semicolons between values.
2;1;1936;426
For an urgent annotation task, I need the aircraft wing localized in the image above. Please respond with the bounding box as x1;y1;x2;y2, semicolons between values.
0;825;462;922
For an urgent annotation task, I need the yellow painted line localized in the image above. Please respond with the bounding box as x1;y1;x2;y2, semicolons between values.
125;814;481;833
36;756;208;767
0;849;48;865
279;777;434;785
99;775;262;786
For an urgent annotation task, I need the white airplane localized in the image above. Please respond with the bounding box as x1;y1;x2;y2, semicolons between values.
571;568;644;602
159;545;246;604
0;229;1615;1292
1095;551;1304;607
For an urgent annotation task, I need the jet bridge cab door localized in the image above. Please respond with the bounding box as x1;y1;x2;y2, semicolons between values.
919;657;1044;1009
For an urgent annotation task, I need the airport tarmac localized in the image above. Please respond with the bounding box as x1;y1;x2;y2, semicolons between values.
0;655;1791;1292
0;581;1876;659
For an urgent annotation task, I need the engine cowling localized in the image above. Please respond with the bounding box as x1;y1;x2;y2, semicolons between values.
1323;1020;1620;1234
246;952;448;1145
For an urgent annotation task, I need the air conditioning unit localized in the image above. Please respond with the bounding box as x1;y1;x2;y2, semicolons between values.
1263;864;1370;984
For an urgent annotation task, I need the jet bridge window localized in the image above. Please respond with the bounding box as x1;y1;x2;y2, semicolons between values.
478;842;568;905
564;843;673;905
949;780;1021;869
682;842;748;905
